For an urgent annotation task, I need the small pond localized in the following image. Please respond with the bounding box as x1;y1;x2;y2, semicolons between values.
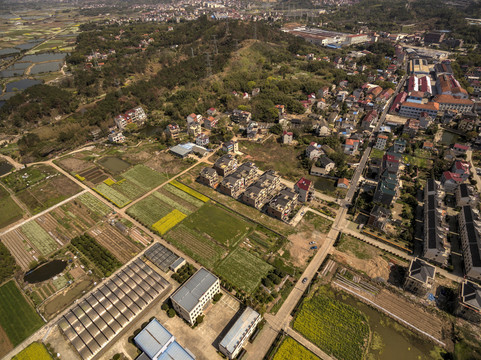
0;48;20;56
5;79;41;92
0;162;13;176
21;53;66;63
98;156;130;174
30;61;62;74
15;41;43;50
24;260;67;283
0;69;24;78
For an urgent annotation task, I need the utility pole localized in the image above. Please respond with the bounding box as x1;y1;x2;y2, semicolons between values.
191;47;194;58
205;53;212;77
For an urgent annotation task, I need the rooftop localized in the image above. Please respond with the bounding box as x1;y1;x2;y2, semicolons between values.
408;258;436;284
171;268;218;312
296;177;312;191
219;307;260;355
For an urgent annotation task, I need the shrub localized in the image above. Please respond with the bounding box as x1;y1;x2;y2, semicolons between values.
167;309;176;318
161;303;169;311
196;315;204;325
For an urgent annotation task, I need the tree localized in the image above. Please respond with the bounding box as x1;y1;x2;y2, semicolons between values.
196;315;204;325
161;303;169;311
167;309;176;318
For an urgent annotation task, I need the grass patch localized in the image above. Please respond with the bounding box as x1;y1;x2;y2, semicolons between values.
183;203;252;248
121;164;167;190
273;337;320;360
12;342;52;360
311;177;346;197
336;234;374;260
292;287;369;360
216;248;273;293
370;148;384;159
0;281;44;346
0;185;23;228
302;212;333;233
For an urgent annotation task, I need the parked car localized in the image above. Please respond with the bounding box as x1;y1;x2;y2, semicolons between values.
310;246;318;250
302;277;308;284
309;241;316;244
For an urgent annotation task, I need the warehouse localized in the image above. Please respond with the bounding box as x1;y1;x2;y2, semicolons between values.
134;318;196;360
219;307;261;359
170;268;220;325
58;259;171;360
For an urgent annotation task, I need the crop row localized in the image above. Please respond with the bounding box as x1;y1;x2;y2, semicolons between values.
78;193;111;216
169;180;209;203
21;221;57;256
126;195;173;227
152;209;187;235
121;164;167;191
152;191;193;215
93;183;131;208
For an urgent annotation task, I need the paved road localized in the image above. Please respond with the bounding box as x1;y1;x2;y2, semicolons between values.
467;150;481;194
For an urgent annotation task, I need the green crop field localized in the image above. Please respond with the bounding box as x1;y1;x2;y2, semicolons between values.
183;203;252;248
21;221;57;256
0;281;44;346
12;342;52;360
164;224;225;268
153;191;195;215
216;248;272;293
164;183;205;208
78;193;111;216
292;289;369;360
0;185;23;229
126;194;174;227
273;337;320;360
121;164;167;190
93;183;131;208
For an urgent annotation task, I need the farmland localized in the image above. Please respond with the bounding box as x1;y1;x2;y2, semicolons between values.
182;203;252;248
273;337;320;360
77;192;112;217
127;194;174;227
21;221;58;256
93;183;132;208
164;224;226;268
152;209;187;235
0;281;44;347
12;342;52;360
0;242;18;284
170;180;209;202
71;234;122;276
216;248;272;293
292;287;369;360
164;183;205;208
0;184;23;229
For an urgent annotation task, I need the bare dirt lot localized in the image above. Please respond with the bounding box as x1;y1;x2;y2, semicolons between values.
57;156;92;174
144;151;190;177
0;324;13;358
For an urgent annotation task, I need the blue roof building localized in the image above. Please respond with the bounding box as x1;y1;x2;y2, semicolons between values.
134;318;196;360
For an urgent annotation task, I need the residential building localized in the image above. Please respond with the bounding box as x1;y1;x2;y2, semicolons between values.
166;123;181;140
337;178;349;188
214;154;238;177
134;318;195;360
306;142;323;160
433;95;474;113
344;138;360;155
452;160;470;181
188;122;202;137
441;171;463;191
199;167;219;188
436;74;469;99
375;134;388;150
409;58;430;75
283;131;293;144
207;107;217;116
222;140;239;153
294;177;314;202
453;143;470;155
393;139;407;153
219;308;261;359
423;179;449;265
456;280;481;323
459;118;476;132
266;188;298;221
242;170;280;209
311;156;335;176
458;206;481;282
170;268;220;326
219;173;245;198
204;116;218;130
275;104;285;115
423;141;434;150
108;131;125;143
170;144;192;158
399;102;439;119
361;110;377;130
115;106;147;130
368;205;390;231
404;258;436;297
234;162;259;187
187;113;202;125
196;134;210;147
424;31;445;44
403;118;420;137
456;184;478;207
231;110;252;125
114;114;128;130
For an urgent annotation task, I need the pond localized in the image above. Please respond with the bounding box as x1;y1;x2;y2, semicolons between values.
15;40;43;51
338;294;441;360
0;48;20;56
98;156;131;174
0;69;24;78
0;162;13;176
30;61;62;74
21;53;66;63
5;79;41;92
24;260;67;283
441;130;460;146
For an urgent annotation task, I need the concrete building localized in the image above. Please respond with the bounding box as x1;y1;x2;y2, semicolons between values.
242;170;280;209
368;205;390;231
199;167;219;189
294;177;314;202
404;258;436;297
433;95;474;113
222;140;239;153
399;102;439;119
423;179;449;266
170;268;220;326
374;134;388;150
456;184;478;207
409;59;431;75
195;134;210;147
266;188;298;221
282;131;293;144
435;74;468;99
458;206;481;282
108;131;125;143
456;280;481;323
393;139;407;153
214;154;238;177
219;308;261;359
188;123;202;137
166;123;181;140
134;318;195;360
